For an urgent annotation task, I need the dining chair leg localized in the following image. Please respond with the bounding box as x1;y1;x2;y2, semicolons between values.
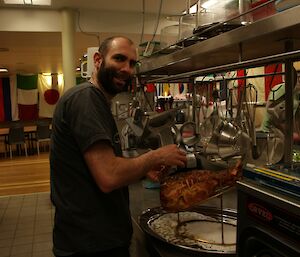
24;143;28;157
4;144;7;158
9;145;12;159
37;141;40;155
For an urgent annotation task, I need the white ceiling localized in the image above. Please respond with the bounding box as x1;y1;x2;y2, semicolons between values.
0;0;198;76
0;0;196;15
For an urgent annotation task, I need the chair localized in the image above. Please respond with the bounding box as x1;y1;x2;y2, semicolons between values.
5;122;28;159
32;120;51;155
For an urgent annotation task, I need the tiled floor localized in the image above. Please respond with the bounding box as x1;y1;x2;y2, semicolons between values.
0;192;54;257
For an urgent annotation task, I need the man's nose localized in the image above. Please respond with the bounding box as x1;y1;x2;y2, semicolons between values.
120;62;134;74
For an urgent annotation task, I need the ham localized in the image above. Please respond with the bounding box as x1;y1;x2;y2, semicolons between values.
160;160;242;212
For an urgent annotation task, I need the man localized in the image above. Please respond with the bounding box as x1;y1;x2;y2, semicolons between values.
50;36;187;257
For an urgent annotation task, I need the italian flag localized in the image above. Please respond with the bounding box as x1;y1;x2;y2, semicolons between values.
17;74;38;120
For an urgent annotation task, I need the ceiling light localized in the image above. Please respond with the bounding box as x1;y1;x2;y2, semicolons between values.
4;0;51;6
3;0;23;4
201;0;232;9
201;0;218;9
32;0;51;5
0;68;9;73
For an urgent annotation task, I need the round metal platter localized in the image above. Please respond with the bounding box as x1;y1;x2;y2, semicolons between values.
139;206;237;256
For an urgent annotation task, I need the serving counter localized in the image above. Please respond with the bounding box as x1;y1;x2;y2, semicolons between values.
129;181;238;257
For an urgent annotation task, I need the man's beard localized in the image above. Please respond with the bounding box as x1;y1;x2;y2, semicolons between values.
96;61;132;96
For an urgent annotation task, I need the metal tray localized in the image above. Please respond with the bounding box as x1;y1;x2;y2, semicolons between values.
139;206;237;256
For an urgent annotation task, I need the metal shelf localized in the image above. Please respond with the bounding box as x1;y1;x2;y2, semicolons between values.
138;5;300;167
138;5;300;76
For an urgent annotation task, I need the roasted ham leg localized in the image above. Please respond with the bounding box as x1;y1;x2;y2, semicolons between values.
160;160;242;212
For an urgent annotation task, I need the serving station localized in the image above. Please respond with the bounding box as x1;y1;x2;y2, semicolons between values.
124;2;300;257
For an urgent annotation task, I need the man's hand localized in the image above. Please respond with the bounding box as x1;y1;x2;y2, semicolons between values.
153;144;187;168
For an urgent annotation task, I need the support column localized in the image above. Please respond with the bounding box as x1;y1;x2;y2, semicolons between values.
61;8;76;93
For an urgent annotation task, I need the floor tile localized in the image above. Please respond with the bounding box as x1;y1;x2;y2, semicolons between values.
0;238;13;248
13;236;33;246
34;225;52;235
10;252;32;257
33;241;52;252
0;247;10;257
0;192;54;257
32;250;54;257
0;230;15;240
15;228;34;238
33;233;52;243
10;244;32;255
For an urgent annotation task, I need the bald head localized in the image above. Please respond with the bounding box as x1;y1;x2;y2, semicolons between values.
98;36;134;57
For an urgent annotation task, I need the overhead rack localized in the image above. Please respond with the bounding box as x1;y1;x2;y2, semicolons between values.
138;5;300;166
138;5;300;78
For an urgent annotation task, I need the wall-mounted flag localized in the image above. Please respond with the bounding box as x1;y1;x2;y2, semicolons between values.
17;74;38;120
38;74;64;118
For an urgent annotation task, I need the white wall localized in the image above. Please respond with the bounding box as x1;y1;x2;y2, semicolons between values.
0;8;62;32
0;8;177;34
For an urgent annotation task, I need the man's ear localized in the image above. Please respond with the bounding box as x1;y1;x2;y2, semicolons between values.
94;52;102;69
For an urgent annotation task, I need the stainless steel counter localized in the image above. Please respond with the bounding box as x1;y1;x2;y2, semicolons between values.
129;180;238;257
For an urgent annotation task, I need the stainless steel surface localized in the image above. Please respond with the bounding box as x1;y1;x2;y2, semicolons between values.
139;5;300;76
138;6;299;167
143;49;300;83
129;181;238;257
237;180;300;209
139;206;237;256
202;119;250;160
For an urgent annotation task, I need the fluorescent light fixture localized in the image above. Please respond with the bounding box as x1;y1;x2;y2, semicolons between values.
201;0;218;9
183;3;197;14
0;68;9;73
3;0;23;4
4;0;51;5
33;0;51;5
201;0;232;9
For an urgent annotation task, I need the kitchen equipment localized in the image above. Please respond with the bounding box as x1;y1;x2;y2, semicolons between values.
160;22;195;49
139;206;237;256
193;21;245;39
275;0;300;12
237;179;300;257
80;47;98;78
197;0;250;23
203;120;250;159
242;163;300;197
250;0;276;21
124;108;180;149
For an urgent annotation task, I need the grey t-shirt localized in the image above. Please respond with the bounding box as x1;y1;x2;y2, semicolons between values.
50;82;132;255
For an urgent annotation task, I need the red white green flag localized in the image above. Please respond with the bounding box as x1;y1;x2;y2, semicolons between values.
17;74;38;120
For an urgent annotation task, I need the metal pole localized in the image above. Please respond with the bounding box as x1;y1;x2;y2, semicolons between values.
146;49;300;83
284;40;295;166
